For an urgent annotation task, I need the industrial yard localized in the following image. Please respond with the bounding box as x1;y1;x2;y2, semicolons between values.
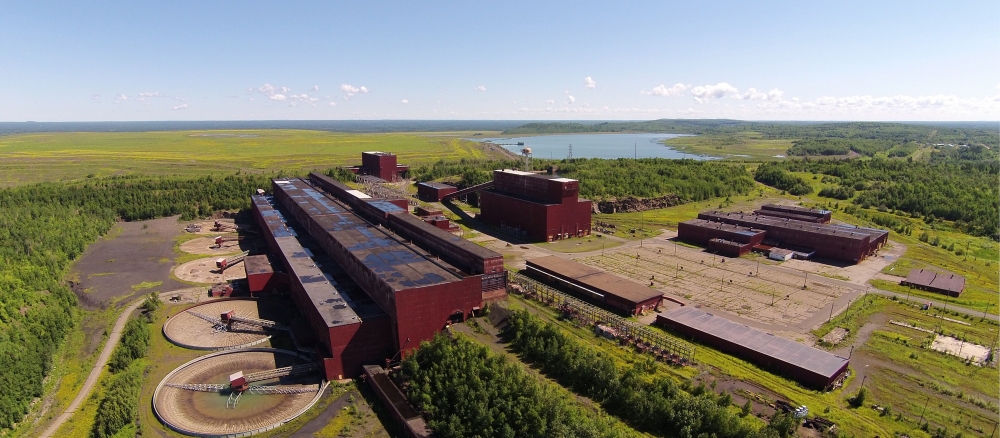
21;150;997;438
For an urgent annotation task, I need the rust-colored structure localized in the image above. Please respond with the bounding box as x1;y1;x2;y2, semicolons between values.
416;181;457;202
244;254;285;295
254;175;506;380
478;170;592;242
755;204;832;223
901;268;965;297
692;211;888;264
362;365;432;438
656;307;849;390
525;255;662;316
346;151;409;181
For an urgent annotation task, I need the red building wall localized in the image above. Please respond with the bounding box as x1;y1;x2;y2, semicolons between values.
479;191;591;241
392;277;482;356
325;315;393;380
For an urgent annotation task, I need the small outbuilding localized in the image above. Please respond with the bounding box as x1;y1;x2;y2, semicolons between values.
901;268;965;297
416;182;458;202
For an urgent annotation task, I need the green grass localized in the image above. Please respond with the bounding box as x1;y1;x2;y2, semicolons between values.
813;294;889;345
539;236;624;253
130;281;163;291
662;132;795;161
0;130;507;186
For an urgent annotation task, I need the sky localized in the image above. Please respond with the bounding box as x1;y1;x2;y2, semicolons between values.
1;1;997;122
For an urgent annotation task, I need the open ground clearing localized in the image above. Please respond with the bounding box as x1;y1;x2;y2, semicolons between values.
820;299;1000;437
576;242;868;332
0;130;510;186
68;216;187;309
661;132;795;161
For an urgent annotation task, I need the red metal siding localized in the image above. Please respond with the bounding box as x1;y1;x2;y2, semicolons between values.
417;184;457;202
393;277;482;355
326;315;393;379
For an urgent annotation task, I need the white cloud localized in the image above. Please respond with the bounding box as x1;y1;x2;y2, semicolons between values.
114;94;127;103
269;94;287;101
400;99;409;104
329;101;337;107
583;77;596;89
642;83;690;97
740;88;784;101
475;85;487;91
288;94;319;102
172;103;187;110
690;82;740;102
138;91;159;98
340;84;369;97
566;95;576;104
312;85;320;91
545;99;555;104
90;94;100;101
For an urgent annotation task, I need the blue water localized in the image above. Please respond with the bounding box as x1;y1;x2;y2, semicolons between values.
469;133;712;160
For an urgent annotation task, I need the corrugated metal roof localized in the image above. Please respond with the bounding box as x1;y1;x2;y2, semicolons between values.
904;268;965;294
661;307;848;378
417;181;456;189
527;255;662;304
274;179;462;292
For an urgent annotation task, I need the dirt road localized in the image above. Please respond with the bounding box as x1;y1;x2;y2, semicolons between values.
38;294;149;438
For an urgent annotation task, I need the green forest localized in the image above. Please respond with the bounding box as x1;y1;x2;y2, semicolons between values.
401;333;641;438
505;309;797;438
0;173;270;429
92;316;150;438
756;159;999;239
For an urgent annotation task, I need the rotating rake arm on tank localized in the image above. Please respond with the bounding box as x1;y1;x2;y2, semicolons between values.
167;362;321;409
213;235;246;247
243;362;320;383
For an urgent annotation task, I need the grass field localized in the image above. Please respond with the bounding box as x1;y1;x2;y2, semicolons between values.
661;132;795;161
0;130;509;186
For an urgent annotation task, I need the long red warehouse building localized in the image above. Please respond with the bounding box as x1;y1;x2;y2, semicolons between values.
524;255;663;316
252;193;391;380
694;211;888;264
657;307;849;390
255;177;505;380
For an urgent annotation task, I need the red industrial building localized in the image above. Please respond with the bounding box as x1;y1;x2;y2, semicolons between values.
416;182;457;202
755;204;832;223
525;255;663;316
244;254;286;295
689;211;888;264
901;268;965;297
346;151;409;181
254;175;506;380
656;307;849;390
476;170;592;242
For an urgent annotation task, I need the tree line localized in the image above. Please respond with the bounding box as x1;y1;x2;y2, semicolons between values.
401;333;643;438
505;309;797;438
502;120;999;149
759;159;999;239
92;316;150;438
0;173;271;430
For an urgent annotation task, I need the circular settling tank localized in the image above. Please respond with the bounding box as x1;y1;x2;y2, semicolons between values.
163;299;272;350
153;349;324;437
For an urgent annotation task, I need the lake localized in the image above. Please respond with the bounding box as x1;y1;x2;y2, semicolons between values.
468;133;713;160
